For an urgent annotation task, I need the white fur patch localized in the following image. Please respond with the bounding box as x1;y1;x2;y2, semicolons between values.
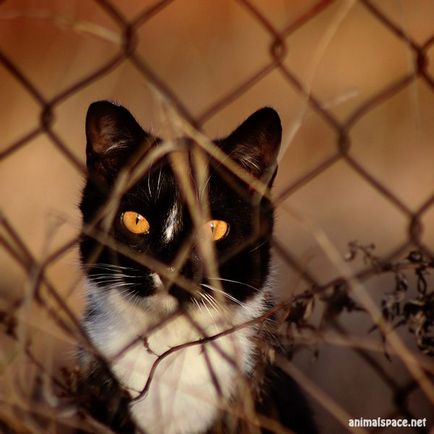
84;281;266;434
164;202;180;243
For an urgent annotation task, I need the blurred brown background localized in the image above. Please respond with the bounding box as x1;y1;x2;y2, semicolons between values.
1;0;433;432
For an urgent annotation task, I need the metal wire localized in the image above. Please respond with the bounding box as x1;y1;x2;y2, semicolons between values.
0;1;433;433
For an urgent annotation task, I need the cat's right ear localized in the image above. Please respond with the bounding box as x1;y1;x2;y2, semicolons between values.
85;101;153;177
220;107;282;187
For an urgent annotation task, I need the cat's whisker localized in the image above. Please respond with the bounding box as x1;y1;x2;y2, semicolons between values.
248;241;267;253
192;298;202;312
104;282;137;291
90;273;145;294
147;173;152;198
199;173;213;198
114;283;139;289
207;277;260;293
115;286;144;306
92;282;125;288
202;292;222;312
89;273;128;279
90;276;129;284
198;294;215;321
87;271;144;282
200;292;219;314
85;263;138;271
156;166;163;199
91;276;142;284
200;283;247;310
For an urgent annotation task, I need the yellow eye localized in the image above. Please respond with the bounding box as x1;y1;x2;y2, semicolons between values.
121;211;150;234
205;220;229;241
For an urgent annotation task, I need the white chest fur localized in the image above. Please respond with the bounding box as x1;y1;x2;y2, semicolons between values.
84;284;266;434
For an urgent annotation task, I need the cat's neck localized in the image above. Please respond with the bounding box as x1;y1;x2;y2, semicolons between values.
83;280;269;434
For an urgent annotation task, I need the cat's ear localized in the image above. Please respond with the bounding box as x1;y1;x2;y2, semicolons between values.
221;107;281;185
85;101;153;176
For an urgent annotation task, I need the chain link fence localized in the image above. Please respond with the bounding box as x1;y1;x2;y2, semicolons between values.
0;0;433;433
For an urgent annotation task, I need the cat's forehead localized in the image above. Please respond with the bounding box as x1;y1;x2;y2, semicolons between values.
126;161;178;204
126;152;225;205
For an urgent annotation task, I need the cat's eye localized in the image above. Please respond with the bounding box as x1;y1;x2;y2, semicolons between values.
121;211;150;235
205;220;229;241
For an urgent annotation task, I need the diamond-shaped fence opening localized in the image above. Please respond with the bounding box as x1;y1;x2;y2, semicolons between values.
0;1;433;433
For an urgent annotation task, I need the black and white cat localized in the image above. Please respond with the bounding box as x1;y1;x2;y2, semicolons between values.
77;101;317;434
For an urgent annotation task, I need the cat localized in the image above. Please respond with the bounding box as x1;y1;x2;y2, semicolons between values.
77;100;317;434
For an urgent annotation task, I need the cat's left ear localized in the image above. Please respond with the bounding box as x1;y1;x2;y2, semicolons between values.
221;107;281;186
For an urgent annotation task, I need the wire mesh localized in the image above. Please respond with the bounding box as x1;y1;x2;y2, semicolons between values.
0;0;433;433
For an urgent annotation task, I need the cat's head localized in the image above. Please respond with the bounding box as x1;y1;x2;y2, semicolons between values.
79;101;281;313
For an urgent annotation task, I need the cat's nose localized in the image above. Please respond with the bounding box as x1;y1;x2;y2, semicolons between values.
150;272;164;291
151;267;178;292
